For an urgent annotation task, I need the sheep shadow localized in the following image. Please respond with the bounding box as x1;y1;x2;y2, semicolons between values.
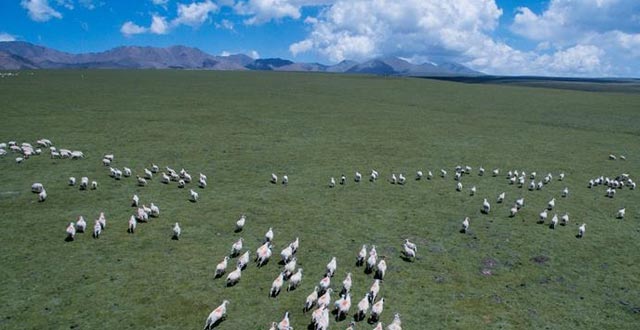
353;312;365;322
575;234;583;239
171;235;179;240
399;255;414;263
214;273;223;279
234;228;243;233
226;281;238;287
204;316;226;330
64;236;74;242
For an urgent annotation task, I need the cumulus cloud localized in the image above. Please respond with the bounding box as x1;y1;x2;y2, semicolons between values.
215;19;235;30
249;50;260;59
150;15;170;34
21;0;63;22
0;32;17;42
234;0;334;25
120;21;147;36
173;0;218;27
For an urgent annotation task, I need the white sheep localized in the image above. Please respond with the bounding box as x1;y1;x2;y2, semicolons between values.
235;214;245;232
79;177;89;190
342;272;352;294
289;237;299;254
355;171;362;182
516;197;525;209
547;198;555;210
376;258;387;280
617;208;625;219
203;300;229;330
38;189;47;202
69;177;76;186
91;181;98;190
561;213;569;225
284;257;297;277
76;216;86;232
578;223;586;238
31;183;44;193
144;168;153;179
387;313;402;330
199;177;207;188
317;288;333;308
281;245;293;263
440;169;447;178
470;186;476;196
271;173;278;184
492;168;499;177
370;297;384;322
356;293;370;321
256;242;272;267
137;176;147;186
329;177;336;188
497;192;505;203
369;279;380;303
277;311;291;330
190;189;198;202
132;194;139;207
562;187;569;197
150;203;160;217
215;256;229;277
265;227;274;242
270;272;285;297
528;181;536;190
539;209;548;223
93;220;101;238
288;268;303;291
70;151;84;159
231;238;243;256
559;173;565;181
550;214;558;229
340;174;346;185
510;205;518;217
237;251;249;270
161;173;170;184
318;275;331;293
122;167;131;177
427;170;433;179
102;158;111;166
66;222;76;241
462;217;470;233
415;170;423;180
172;222;181;240
356;245;367;266
15;156;23;163
282;175;289;185
335;293;351;320
183;172;192;183
367;250;378;272
482;199;490;214
537;181;544;190
128;215;137;233
326;257;337;277
304;286;319;312
456;182;462;191
314;307;329;330
398;174;406;185
150;164;159;173
178;179;186;188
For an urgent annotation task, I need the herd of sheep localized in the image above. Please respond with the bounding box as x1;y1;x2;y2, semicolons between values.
3;138;635;330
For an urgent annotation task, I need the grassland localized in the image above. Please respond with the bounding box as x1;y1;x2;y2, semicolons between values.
0;70;639;330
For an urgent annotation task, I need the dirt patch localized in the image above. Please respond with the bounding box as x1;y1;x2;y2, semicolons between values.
480;269;493;276
531;255;550;265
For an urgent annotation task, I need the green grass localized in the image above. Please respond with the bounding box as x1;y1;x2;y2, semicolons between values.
0;70;639;329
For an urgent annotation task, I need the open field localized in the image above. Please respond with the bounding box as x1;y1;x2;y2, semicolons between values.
0;70;639;329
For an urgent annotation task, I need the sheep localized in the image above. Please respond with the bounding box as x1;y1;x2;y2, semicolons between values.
559;172;565;181
127;215;137;233
387;313;402;330
416;170;423;180
144;169;153;179
313;306;329;330
370;297;384;322
617;208;625;219
341;272;352;295
461;217;470;233
161;173;171;184
76;216;87;232
289;237;299;254
0;149;5;156
38;189;47;202
132;194;139;207
237;251;250;270
114;169;122;180
492;168;499;177
356;245;367;266
136;208;149;222
68;177;77;186
150;164;159;173
91;181;98;190
170;172;180;182
440;169;447;178
539;210;548;223
355;171;362;182
547;198;556;210
271;173;278;184
270;272;285;297
178;179;186;188
588;180;594;188
317;288;333;308
528;181;536;190
282;175;289;185
536;181;544;190
427;170;433;179
93;220;102;238
31;183;44;193
562;187;569;197
578;223;586;238
609;154;617;160
369;279;381;303
402;243;416;260
203;300;229;330
334;293;351;320
231;238;243;256
561;213;569;225
550;214;558;229
234;214;246;232
356;293;370;321
456;182;462;191
516;197;525;209
326;257;337;277
340;174;346;185
102;158;111;166
183;172;192;183
318;275;331;294
470;186;476;196
280;245;294;264
213;256;229;278
283;256;299;275
172;222;181;240
403;239;417;253
375;258;387;280
199;177;207;188
60;149;71;158
265;227;274;243
148;203;159;217
482;199;491;214
256;243;273;267
496;192;505;203
288;268;303;291
329;177;336;188
304;286;319;312
70;151;84;159
510;205;518;217
190;189;199;202
277;311;291;330
79;177;89;190
66;222;76;241
398;174;406;185
50;151;60;158
390;174;397;184
98;212;106;229
137;176;147;187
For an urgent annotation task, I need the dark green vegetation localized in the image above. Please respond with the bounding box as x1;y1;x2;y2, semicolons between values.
0;70;639;329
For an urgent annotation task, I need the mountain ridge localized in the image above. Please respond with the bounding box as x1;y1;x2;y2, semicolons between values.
0;41;483;76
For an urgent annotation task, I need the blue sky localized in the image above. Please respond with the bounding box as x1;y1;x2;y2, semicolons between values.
1;1;639;77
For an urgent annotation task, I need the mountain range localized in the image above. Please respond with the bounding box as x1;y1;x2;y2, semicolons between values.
0;41;483;76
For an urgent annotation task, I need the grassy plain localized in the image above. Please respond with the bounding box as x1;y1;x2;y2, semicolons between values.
0;70;639;329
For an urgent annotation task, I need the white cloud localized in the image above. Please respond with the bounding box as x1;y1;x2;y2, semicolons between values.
215;19;235;30
234;0;334;25
21;0;63;22
0;32;17;42
249;50;260;59
120;21;147;36
151;15;170;34
56;0;73;10
78;0;98;10
220;50;232;56
173;0;218;27
152;0;169;5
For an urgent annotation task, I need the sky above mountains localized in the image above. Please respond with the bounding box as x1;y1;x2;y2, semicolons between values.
1;0;639;77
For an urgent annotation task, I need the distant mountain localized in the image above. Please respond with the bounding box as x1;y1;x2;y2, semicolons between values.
0;41;484;76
